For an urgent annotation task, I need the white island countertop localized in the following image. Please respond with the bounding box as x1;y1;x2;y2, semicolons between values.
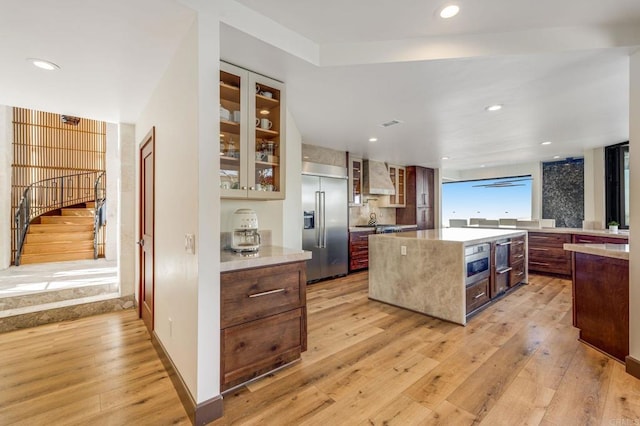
376;228;527;245
221;246;311;272
563;243;629;260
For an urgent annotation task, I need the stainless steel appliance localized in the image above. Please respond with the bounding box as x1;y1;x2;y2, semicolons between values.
494;239;512;294
465;243;490;286
231;208;261;252
302;162;349;283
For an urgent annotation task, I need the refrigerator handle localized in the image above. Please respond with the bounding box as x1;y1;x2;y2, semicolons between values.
321;191;327;248
315;191;321;248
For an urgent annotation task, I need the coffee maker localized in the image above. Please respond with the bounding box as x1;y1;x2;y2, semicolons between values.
231;209;261;252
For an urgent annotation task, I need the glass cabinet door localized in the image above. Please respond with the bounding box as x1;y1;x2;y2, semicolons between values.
220;63;248;198
248;73;285;200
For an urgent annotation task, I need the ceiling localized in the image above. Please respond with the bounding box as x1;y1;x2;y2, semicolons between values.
0;0;639;172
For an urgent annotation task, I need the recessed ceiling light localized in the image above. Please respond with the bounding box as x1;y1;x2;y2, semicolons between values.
485;104;502;112
27;58;60;71
259;109;269;115
439;4;460;19
480;164;486;168
553;155;560;159
369;137;378;142
441;156;450;160
541;141;552;145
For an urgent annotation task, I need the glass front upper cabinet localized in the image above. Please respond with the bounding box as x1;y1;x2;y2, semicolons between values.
220;62;285;200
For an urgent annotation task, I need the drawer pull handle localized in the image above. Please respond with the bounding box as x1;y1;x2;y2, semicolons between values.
514;254;524;258
530;261;549;266
530;248;549;251
517;272;524;276
497;267;513;274
473;292;486;299
248;288;286;298
497;241;512;246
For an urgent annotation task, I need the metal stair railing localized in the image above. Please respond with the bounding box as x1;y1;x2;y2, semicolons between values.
93;171;107;259
14;171;105;266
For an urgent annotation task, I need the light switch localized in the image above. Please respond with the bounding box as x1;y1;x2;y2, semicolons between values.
185;234;195;254
401;245;407;256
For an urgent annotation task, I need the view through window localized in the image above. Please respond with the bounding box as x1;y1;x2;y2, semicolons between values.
442;175;533;226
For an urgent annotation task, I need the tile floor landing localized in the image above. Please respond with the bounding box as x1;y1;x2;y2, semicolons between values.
0;259;134;333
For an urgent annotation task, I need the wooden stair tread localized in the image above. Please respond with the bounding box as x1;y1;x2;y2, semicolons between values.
41;216;94;224
19;250;95;264
61;208;95;217
29;224;93;233
25;232;93;243
22;241;94;254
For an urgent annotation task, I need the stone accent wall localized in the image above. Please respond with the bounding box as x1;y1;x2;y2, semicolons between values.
542;159;584;228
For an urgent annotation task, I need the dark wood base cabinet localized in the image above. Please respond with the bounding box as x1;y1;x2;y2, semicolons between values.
573;253;629;362
528;232;571;276
220;261;307;391
349;230;373;272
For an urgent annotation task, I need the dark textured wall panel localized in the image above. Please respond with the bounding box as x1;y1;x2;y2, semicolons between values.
542;159;584;228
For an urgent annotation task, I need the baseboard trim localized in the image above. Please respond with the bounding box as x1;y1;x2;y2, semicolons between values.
626;355;640;379
151;332;223;425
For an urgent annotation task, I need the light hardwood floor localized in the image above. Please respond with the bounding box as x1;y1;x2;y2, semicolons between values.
1;272;639;425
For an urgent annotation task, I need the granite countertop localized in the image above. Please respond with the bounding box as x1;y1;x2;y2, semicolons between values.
563;243;629;260
349;224;418;232
220;246;311;272
371;228;526;245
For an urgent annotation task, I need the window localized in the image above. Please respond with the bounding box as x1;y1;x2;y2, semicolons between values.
605;142;630;228
442;175;533;225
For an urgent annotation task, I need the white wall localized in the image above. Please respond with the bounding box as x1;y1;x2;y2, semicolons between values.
118;123;136;297
135;14;220;403
629;49;639;363
583;147;606;228
105;123;118;261
0;106;11;269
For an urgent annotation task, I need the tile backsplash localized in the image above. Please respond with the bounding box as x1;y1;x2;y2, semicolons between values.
349;197;396;226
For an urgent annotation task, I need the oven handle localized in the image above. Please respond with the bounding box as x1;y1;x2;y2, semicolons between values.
496;267;513;275
496;241;512;246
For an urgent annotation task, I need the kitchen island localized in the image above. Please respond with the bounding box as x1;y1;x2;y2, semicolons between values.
368;228;527;325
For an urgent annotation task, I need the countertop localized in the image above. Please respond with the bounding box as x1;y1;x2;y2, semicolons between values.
220;246;311;272
563;243;629;260
466;225;629;239
371;228;526;245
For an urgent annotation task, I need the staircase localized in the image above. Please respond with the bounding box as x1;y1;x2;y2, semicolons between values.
19;203;96;265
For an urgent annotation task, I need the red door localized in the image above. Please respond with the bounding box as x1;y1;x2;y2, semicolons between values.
139;128;155;333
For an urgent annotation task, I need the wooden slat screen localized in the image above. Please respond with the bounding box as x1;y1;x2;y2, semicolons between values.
10;107;107;264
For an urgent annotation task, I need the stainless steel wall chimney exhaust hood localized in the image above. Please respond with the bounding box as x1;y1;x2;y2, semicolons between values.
363;160;395;195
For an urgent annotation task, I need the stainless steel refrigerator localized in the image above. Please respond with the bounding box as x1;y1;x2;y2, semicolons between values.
302;162;349;283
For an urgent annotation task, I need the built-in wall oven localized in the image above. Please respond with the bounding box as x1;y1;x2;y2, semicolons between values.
465;243;490;286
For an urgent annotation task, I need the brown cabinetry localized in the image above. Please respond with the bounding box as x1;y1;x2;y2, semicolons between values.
528;232;571;276
466;277;490;314
492;235;527;298
573;253;628;361
349;230;373;272
572;234;628;244
220;261;307;391
397;166;434;230
510;235;526;287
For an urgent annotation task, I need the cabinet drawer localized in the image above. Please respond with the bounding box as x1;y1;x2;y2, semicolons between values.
529;256;571;275
350;257;369;271
572;234;629;244
528;232;570;247
510;260;525;287
510;236;526;263
221;308;303;390
466;278;490;314
493;267;510;297
221;262;305;329
349;232;373;243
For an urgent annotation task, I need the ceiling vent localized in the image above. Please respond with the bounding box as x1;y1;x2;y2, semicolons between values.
61;115;81;126
380;119;403;128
